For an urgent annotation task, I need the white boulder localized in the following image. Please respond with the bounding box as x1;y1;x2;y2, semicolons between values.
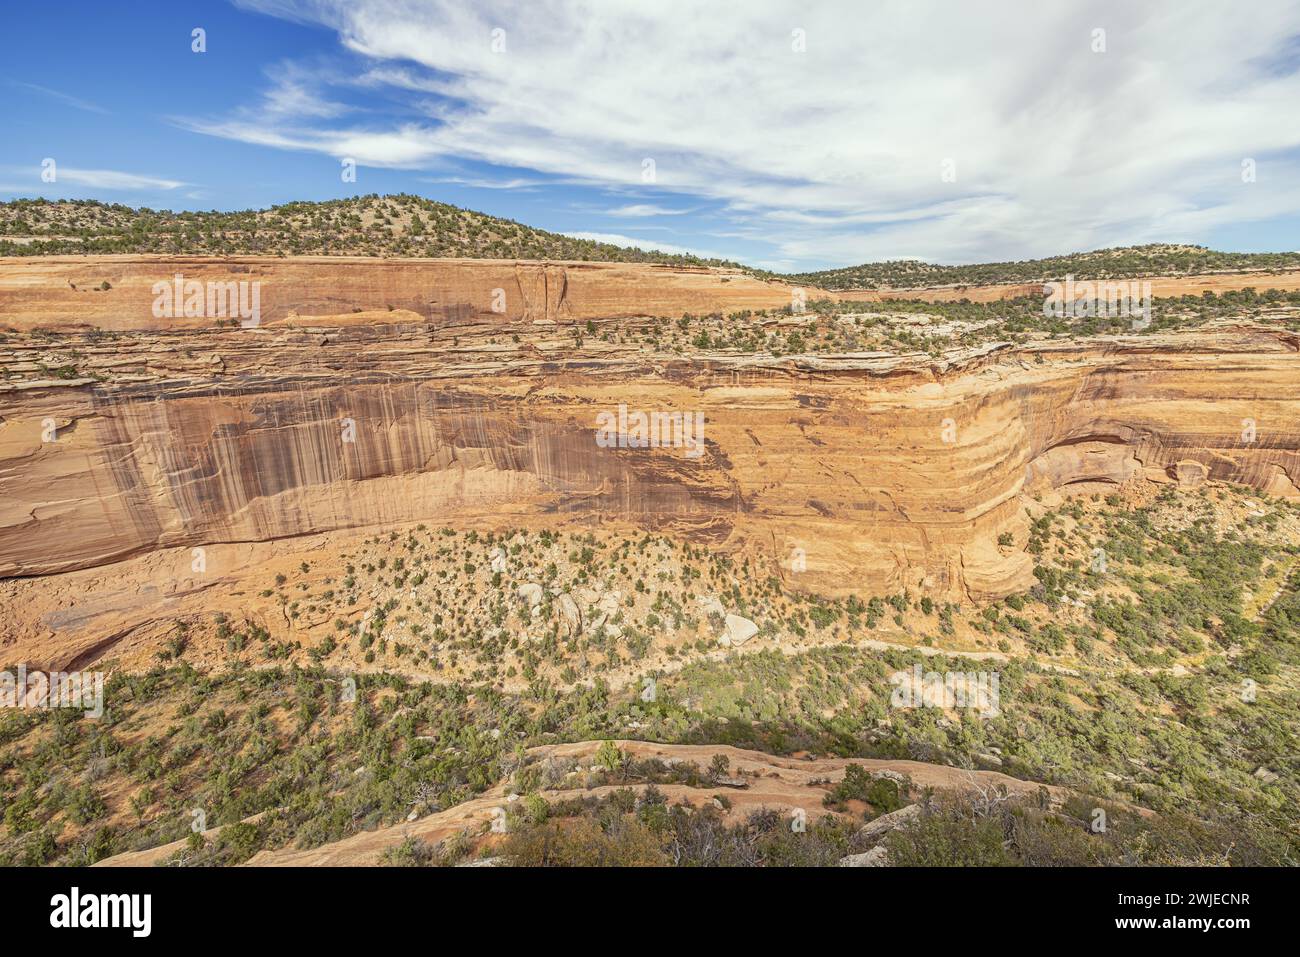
723;614;759;646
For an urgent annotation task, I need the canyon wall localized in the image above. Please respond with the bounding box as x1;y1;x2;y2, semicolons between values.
5;255;1296;331
3;315;1297;608
2;256;1297;671
0;256;806;331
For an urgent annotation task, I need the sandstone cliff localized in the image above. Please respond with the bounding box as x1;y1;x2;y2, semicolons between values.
3;257;1299;675
0;255;804;331
3;315;1296;605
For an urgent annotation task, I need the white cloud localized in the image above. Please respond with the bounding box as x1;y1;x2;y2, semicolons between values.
421;175;541;190
564;231;730;260
261;65;351;119
605;204;696;217
2;166;185;191
207;0;1300;266
13;82;109;115
57;168;186;190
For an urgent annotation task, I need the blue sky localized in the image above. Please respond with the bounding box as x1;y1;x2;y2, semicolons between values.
2;0;1298;271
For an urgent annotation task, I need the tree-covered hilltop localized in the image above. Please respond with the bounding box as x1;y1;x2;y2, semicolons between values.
788;243;1300;290
0;195;742;267
3;198;1298;289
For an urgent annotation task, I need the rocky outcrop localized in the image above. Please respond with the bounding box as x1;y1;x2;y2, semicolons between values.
1;315;1296;613
1;254;1297;632
6;256;1296;331
858;802;923;841
838;846;890;866
90;741;1067;867
720;614;759;646
0;255;805;332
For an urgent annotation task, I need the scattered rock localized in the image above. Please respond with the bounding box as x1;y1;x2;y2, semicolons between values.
597;591;622;616
711;776;749;789
869;767;907;784
838;846;890;867
723;614;759;646
858;803;922;842
556;593;582;636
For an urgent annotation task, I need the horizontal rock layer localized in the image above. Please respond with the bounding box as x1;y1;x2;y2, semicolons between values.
6;256;1297;332
0;255;806;331
2;314;1296;612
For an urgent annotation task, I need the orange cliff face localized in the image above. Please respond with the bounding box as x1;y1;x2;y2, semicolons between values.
0;255;813;332
5;254;1298;329
1;256;1298;668
2;319;1296;592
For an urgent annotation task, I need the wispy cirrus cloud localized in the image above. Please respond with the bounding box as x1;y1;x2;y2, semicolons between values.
421;175;542;190
190;0;1300;267
56;168;186;190
605;204;697;217
12;81;109;115
2;165;185;191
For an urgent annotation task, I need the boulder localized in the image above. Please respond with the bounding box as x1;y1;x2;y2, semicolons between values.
723;614;759;646
858;803;921;842
516;582;543;608
556;593;582;636
838;846;890;867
